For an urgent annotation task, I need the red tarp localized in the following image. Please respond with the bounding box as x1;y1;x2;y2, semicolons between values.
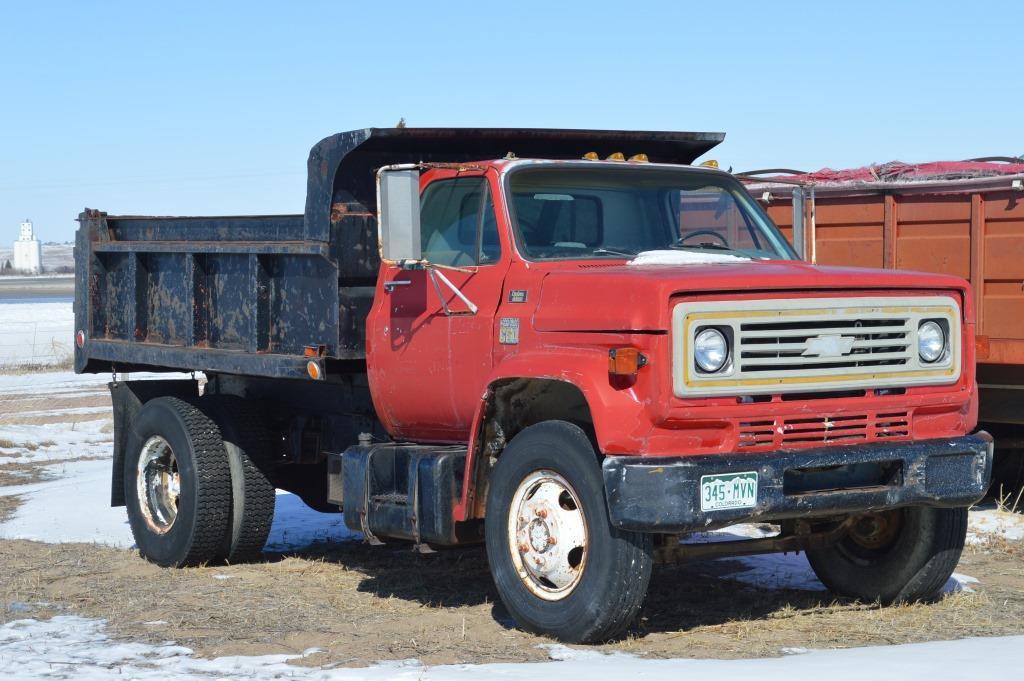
775;160;1024;184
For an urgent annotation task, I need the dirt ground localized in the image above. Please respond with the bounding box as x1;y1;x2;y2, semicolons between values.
2;526;1023;667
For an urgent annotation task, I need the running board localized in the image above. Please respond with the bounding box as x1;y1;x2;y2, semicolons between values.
328;444;480;547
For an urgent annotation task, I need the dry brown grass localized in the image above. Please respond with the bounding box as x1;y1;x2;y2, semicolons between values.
1;537;1022;667
994;484;1024;515
0;461;47;487
0;357;74;375
0;495;20;524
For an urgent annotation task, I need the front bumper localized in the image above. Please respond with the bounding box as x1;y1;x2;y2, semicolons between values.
602;433;993;533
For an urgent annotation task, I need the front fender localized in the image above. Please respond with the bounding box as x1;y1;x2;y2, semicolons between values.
481;348;655;454
454;346;658;521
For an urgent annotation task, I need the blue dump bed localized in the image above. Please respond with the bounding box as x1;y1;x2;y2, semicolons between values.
73;127;723;379
74;210;377;378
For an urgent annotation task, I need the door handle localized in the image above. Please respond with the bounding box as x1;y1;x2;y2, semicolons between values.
383;280;411;292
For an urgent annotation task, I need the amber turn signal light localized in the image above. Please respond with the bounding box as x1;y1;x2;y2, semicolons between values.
304;344;326;358
608;348;648;376
306;360;323;380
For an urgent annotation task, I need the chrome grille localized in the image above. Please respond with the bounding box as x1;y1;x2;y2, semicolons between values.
739;317;912;373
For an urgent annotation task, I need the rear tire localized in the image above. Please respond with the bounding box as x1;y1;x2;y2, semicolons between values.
806;506;967;603
124;397;232;567
202;396;277;563
484;421;652;643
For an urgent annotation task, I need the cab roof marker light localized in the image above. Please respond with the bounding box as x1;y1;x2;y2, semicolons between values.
606;152;625;161
699;160;719;168
628;153;649;163
582;151;600;160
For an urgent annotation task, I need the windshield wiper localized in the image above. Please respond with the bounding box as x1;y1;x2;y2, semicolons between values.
668;241;734;252
590;247;637;258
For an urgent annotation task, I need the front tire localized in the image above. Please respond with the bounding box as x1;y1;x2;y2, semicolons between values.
806;506;968;603
484;421;652;643
124;397;232;567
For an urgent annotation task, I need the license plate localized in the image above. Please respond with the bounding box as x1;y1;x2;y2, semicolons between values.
700;471;758;512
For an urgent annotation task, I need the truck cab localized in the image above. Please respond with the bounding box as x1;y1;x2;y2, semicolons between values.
75;128;993;644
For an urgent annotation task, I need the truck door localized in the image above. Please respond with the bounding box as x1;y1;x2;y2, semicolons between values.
367;171;508;442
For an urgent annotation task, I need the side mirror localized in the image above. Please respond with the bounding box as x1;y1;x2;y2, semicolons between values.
376;167;422;263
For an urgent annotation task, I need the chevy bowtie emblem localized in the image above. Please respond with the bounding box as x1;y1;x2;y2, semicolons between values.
802;334;856;358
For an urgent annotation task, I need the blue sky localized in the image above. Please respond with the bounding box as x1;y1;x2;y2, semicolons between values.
1;1;1020;242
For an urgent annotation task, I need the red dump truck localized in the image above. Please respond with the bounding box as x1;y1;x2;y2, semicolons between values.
75;128;992;643
742;161;1024;481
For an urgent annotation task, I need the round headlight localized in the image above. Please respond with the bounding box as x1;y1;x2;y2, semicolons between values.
918;321;945;363
694;328;729;373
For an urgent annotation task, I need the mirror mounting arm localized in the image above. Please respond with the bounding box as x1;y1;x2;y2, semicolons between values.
427;266;478;316
393;258;475;275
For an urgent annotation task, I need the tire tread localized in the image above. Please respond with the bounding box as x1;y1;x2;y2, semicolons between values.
163;397;233;567
204;396;277;563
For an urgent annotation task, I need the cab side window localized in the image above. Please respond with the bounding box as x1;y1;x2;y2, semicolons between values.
420;177;501;267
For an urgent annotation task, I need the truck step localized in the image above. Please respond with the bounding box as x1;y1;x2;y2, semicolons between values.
370;492;410;505
329;444;472;546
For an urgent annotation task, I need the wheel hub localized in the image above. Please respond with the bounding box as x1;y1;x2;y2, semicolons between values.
528;518;552;553
508;470;588;601
136;435;180;534
847;509;903;550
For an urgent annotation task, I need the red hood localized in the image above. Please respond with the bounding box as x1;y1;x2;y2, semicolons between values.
534;260;971;332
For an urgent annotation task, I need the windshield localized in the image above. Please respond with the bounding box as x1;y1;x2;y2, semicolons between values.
507;165;797;261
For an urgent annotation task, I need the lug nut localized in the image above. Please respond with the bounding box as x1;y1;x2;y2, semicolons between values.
518;543;529;553
547;536;557;545
536;509;547;518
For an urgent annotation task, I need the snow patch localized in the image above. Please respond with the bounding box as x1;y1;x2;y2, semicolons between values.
684;525;826;592
730;552;825;592
685;524;982;594
264;491;362;551
968;508;1024;543
0;418;113;465
1;615;1021;679
946;573;980;594
0;458;133;545
629;249;751;266
0;458;360;552
0;301;74;366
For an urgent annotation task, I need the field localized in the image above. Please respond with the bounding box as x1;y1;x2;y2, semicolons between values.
1;299;1023;678
0;242;75;274
0;274;75;369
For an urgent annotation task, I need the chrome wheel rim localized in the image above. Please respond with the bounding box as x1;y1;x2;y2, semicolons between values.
136;435;180;534
507;469;588;600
